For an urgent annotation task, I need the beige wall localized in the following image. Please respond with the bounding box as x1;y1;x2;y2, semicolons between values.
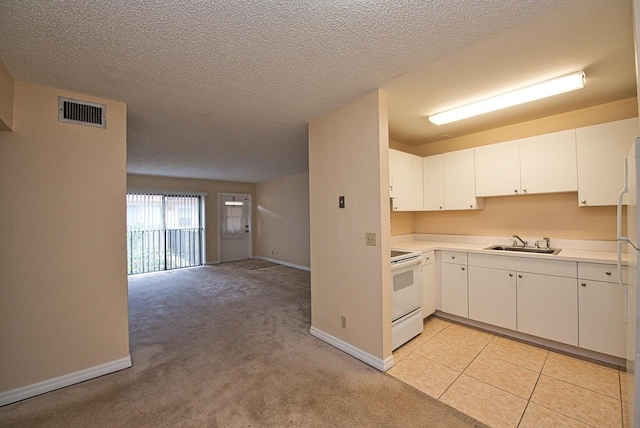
0;81;129;392
0;57;14;130
255;172;310;269
412;193;618;240
391;98;638;240
127;174;256;264
309;90;392;361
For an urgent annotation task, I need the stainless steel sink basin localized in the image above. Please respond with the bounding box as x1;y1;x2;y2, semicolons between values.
484;245;561;255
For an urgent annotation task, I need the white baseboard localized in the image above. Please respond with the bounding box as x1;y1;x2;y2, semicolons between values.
309;327;393;371
256;256;310;272
0;355;132;407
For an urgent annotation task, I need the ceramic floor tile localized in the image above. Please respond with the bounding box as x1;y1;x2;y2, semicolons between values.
421;316;451;338
481;335;548;372
435;323;494;352
393;319;445;361
392;336;422;363
542;352;620;399
387;352;460;399
623;400;631;428
530;375;622;428
463;353;539;399
440;374;527;428
413;336;479;372
620;369;629;404
519;403;590;428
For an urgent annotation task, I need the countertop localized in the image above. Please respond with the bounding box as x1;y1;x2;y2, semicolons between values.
391;239;627;265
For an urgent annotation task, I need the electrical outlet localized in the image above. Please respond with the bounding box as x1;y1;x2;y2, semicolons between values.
340;315;347;329
365;232;377;246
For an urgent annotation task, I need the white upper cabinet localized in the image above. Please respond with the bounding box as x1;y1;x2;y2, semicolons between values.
475;140;521;197
389;148;423;211
475;129;577;197
520;129;577;194
576;117;639;206
422;154;445;211
443;148;483;210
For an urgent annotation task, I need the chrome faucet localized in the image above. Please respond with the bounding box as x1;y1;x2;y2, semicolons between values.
512;234;527;247
535;237;551;249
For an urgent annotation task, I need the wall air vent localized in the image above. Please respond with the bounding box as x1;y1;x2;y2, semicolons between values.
58;97;106;128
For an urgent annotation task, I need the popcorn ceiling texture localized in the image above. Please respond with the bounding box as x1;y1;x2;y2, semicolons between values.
0;1;569;182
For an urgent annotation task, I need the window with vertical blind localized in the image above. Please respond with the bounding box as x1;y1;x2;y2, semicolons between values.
126;193;204;274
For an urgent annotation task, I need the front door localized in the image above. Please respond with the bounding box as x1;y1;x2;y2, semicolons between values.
219;193;252;262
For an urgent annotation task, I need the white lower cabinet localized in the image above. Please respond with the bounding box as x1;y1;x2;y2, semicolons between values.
516;272;578;346
421;251;436;317
440;252;626;358
578;262;628;359
440;251;468;318
468;266;516;330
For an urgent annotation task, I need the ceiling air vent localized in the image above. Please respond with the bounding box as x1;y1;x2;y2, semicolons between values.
58;97;106;128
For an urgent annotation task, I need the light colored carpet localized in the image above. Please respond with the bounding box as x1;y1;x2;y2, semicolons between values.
230;259;277;270
0;264;486;427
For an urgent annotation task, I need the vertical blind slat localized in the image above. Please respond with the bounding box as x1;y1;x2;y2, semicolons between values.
126;193;203;274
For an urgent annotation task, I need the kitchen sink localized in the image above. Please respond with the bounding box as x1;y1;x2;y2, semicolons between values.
484;245;561;255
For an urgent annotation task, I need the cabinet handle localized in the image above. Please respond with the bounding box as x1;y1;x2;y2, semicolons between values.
451;256;455;260
509;273;513;277
470;205;473;208
514;189;518;193
439;206;443;210
581;282;587;287
606;271;612;276
518;274;523;278
581;200;587;205
523;189;528;193
461;267;465;271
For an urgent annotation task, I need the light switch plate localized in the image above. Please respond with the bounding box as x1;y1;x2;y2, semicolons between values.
365;232;377;246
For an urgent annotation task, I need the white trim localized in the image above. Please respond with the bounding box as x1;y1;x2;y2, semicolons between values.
256;256;310;272
0;355;132;407
309;327;394;372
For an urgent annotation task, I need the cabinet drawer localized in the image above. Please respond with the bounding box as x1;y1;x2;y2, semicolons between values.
441;251;467;265
468;253;576;277
421;250;435;266
578;262;628;284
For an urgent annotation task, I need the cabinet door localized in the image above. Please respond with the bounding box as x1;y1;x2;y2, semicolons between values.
390;149;414;211
443;148;481;210
441;262;468;317
576;118;639;206
412;155;424;211
468;266;516;330
517;273;578;346
579;280;626;358
423;155;445;211
422;262;436;317
475;140;521;197
520;129;577;194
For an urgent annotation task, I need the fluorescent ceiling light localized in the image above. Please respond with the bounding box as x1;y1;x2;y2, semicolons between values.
428;71;586;126
224;201;244;206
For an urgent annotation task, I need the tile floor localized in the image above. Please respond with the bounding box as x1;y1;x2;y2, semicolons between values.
388;316;627;428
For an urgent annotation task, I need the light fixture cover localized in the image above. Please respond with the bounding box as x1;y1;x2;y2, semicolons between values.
429;71;586;126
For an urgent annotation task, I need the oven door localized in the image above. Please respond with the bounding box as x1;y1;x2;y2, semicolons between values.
391;259;422;321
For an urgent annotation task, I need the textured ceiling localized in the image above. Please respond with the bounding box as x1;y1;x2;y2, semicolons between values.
0;0;634;182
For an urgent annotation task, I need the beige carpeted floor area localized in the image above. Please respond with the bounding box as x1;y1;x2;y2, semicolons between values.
0;264;485;427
